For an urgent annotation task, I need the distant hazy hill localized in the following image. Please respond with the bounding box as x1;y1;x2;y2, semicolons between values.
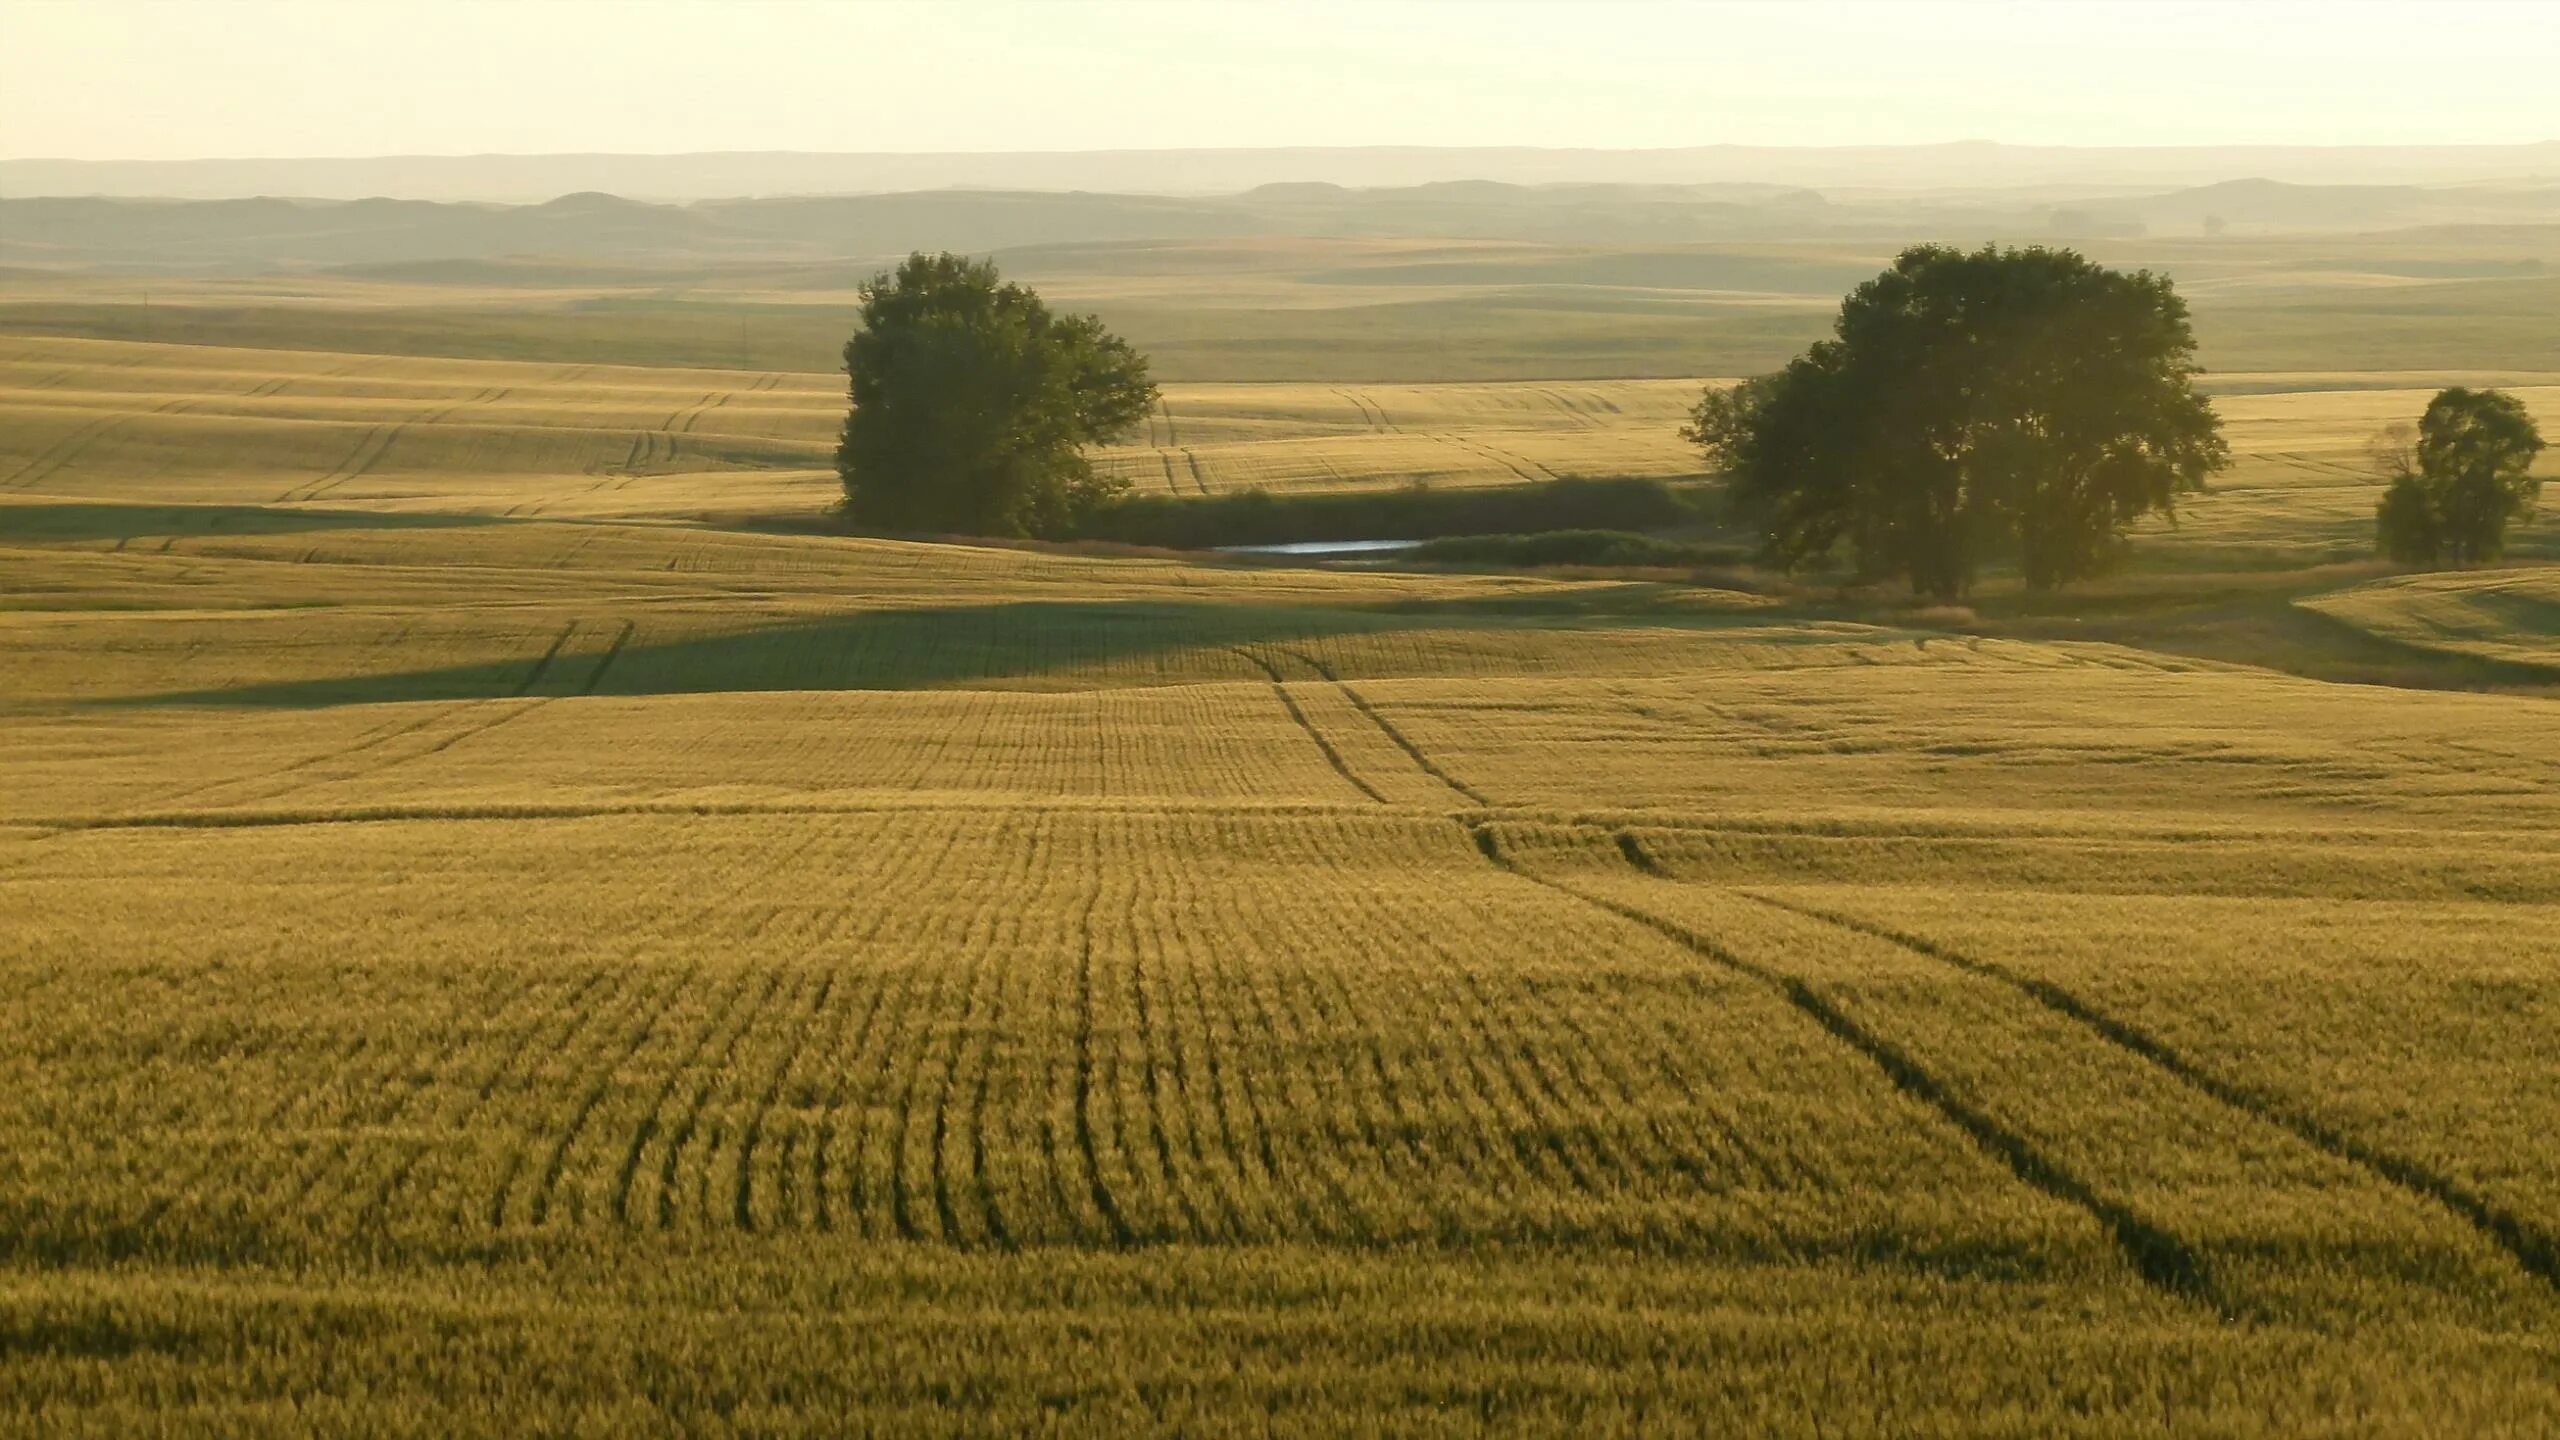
10;177;2560;273
6;143;2559;203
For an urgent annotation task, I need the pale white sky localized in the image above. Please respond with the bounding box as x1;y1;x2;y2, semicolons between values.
5;0;2557;160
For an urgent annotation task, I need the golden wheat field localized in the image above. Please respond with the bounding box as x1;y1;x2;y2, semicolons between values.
7;331;2552;564
6;333;2560;1435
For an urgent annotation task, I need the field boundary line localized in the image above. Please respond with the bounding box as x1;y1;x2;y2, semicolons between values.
13;795;1413;839
1736;883;2560;1297
1469;822;2224;1308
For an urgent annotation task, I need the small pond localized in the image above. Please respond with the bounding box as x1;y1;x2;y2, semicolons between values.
1211;539;1424;557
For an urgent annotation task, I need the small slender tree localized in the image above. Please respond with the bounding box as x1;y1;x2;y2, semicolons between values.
838;252;1156;538
2372;388;2546;567
1687;244;2228;600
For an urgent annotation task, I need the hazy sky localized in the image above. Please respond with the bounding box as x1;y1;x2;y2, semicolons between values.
7;0;2558;160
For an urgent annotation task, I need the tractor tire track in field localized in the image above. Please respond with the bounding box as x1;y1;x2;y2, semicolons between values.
290;963;578;1215
732;958;849;1229
580;621;637;695
356;965;616;1230
843;920;942;1239
137;708;450;813
657;970;793;1230
238;700;551;811
809;965;898;1232
276;424;385;503
1468;822;2223;1308
1229;647;1388;804
808;819;975;1233
284;400;465;503
507;829;829;1229
1439;432;1540;483
1288;939;1454;1235
1124;900;1209;1242
517;965;707;1228
606;969;764;1229
885;913;963;1241
129;1031;376;1241
1537;388;1599;427
609;433;646;475
1072;886;1139;1246
1278;646;1491;806
390;698;552;767
1204;900;1354;1239
359;964;622;1231
673;391;730;434
1470;433;1564;482
2;396;194;492
931;902;1014;1247
1334;388;1396;433
1740;886;2560;1297
1147;893;1256;1237
1157;397;1179;447
1182;449;1211;495
514;622;580;695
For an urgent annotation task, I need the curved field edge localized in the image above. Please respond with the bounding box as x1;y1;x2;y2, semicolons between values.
2298;566;2560;674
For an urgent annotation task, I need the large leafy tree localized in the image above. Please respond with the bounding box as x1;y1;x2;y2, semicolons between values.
838;252;1156;537
1687;244;2228;599
2372;388;2545;567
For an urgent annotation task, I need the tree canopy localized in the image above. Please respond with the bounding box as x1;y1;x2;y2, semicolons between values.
2372;387;2546;568
837;252;1156;537
1687;244;2228;599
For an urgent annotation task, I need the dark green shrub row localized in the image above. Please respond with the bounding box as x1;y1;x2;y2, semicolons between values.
1071;476;1706;549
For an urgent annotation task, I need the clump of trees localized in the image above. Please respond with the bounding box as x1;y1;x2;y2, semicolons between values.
2371;388;2545;567
1687;244;2228;600
838;252;1157;537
